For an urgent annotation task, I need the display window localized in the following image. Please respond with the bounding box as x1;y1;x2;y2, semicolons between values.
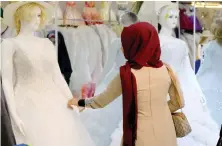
1;1;221;146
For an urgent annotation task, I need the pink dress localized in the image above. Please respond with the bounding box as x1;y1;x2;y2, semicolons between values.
82;1;103;25
63;2;85;26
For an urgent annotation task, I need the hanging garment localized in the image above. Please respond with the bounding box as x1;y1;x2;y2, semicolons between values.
197;40;222;126
82;1;103;25
1;38;95;146
63;2;85;26
91;24;117;68
58;26;124;146
58;26;103;97
179;9;193;31
1;77;16;146
189;15;202;32
47;31;73;85
100;1;116;21
57;31;73;85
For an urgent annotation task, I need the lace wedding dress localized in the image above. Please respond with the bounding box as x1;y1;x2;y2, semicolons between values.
1;37;95;146
159;34;219;146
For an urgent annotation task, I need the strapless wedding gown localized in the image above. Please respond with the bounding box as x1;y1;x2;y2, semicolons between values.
1;38;95;146
159;34;219;146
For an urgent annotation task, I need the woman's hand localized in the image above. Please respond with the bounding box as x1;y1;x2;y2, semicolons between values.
68;98;85;112
68;98;79;109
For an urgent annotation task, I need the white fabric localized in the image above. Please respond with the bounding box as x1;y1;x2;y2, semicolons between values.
197;40;222;126
1;38;95;146
59;26;103;97
159;34;219;146
180;33;195;69
1;27;17;39
59;26;124;146
92;24;117;68
79;38;123;146
100;2;117;21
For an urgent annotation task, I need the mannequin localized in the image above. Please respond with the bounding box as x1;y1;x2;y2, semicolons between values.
197;19;222;126
2;2;95;146
158;5;219;146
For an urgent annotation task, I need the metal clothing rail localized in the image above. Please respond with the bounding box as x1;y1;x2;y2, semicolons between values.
56;18;119;23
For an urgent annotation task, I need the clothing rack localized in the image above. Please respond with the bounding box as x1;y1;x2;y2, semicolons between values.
57;18;119;23
56;18;120;27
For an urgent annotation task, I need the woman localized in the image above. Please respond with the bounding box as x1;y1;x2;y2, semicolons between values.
69;22;185;146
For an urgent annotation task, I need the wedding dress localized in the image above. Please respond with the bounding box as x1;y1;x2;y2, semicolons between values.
82;1;102;25
64;2;85;26
159;34;219;146
1;37;95;146
59;26;123;146
79;38;124;146
100;1;116;21
92;24;117;68
197;40;222;126
58;26;103;97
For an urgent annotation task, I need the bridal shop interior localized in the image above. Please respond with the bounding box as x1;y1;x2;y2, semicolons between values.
1;1;222;146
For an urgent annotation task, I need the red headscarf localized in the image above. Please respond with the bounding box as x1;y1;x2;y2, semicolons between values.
120;22;163;146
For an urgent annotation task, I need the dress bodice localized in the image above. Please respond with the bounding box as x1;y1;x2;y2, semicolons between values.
202;41;222;73
159;35;188;73
3;38;57;89
197;40;222;84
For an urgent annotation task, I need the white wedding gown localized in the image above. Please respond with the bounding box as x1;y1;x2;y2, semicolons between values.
159;34;219;146
79;38;124;146
1;37;95;146
59;26;124;146
197;40;222;126
58;26;103;97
